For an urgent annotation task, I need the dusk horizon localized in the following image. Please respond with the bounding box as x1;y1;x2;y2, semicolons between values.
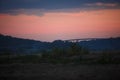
0;33;120;42
0;0;120;41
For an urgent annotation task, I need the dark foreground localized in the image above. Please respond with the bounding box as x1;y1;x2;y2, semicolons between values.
0;64;120;80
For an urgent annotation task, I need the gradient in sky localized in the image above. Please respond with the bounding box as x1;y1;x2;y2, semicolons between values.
0;0;120;41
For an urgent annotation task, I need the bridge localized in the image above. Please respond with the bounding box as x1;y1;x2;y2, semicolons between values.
64;38;102;42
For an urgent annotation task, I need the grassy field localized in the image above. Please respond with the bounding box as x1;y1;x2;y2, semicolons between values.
0;51;120;64
0;51;120;80
0;64;120;80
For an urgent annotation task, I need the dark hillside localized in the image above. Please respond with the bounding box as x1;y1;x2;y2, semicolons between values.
79;38;120;51
0;34;120;54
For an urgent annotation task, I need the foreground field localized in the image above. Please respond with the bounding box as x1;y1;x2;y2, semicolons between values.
0;64;120;80
0;51;120;80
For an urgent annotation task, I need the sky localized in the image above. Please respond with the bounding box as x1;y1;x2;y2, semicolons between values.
0;0;120;42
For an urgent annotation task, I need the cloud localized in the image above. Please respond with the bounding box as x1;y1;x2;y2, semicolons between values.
0;0;120;15
85;2;119;7
0;9;44;16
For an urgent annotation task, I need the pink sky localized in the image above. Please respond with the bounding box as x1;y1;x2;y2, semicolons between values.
0;9;120;41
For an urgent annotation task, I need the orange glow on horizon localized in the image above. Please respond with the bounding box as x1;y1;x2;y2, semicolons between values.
0;9;120;41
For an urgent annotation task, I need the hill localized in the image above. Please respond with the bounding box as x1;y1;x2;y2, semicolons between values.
0;34;120;54
0;34;72;54
0;34;51;54
79;37;120;51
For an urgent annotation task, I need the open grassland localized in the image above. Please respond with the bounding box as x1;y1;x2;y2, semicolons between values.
0;51;120;64
0;52;120;80
0;64;120;80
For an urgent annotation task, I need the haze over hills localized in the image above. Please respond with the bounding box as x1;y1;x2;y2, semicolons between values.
0;34;120;54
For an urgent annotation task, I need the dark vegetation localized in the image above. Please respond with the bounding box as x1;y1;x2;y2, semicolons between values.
0;34;120;64
0;64;120;80
0;49;120;80
80;37;120;51
0;43;120;64
0;34;120;80
0;34;120;54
